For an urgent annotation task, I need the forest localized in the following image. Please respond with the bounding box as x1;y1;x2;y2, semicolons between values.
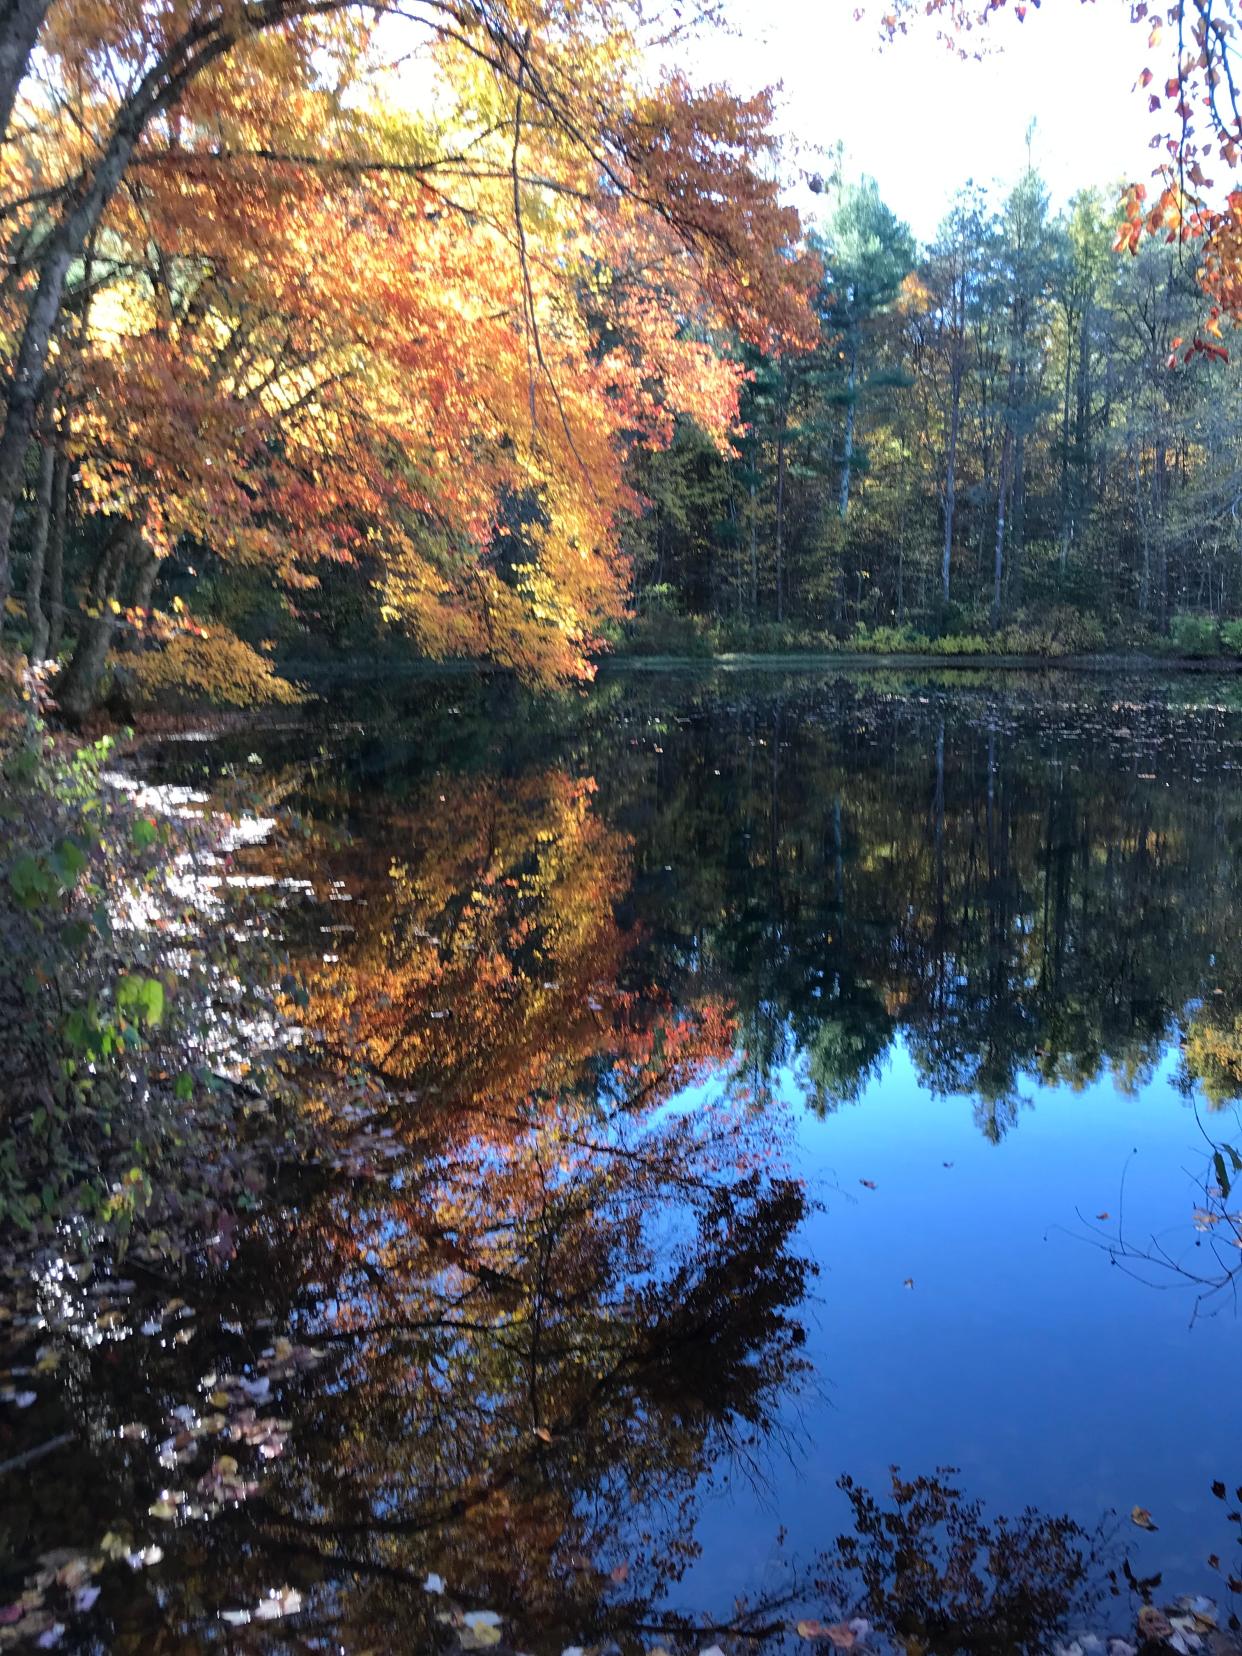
3;1;1242;712
626;169;1242;655
8;6;1242;1652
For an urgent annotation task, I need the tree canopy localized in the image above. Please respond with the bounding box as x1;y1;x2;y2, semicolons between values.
0;0;815;708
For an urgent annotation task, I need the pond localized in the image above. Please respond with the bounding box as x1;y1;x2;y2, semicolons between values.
4;666;1242;1654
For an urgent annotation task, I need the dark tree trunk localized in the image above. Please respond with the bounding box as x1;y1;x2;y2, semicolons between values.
114;547;159;651
24;439;53;660
56;518;140;719
45;446;67;657
0;1;343;620
0;0;48;150
838;336;858;521
942;358;962;607
774;389;787;624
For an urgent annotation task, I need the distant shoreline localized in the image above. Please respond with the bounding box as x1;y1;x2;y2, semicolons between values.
602;651;1242;674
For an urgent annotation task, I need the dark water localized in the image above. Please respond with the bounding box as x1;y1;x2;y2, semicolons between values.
5;668;1242;1653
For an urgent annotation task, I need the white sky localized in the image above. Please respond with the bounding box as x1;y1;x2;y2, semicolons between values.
673;0;1159;242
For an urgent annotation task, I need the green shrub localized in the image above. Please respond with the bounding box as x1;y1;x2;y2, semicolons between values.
1170;612;1221;656
849;623;933;654
624;607;715;658
928;632;994;656
0;710;292;1245
1220;619;1242;656
1000;608;1108;656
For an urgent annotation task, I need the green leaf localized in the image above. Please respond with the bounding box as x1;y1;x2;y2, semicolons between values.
1214;1151;1232;1201
51;837;88;890
9;852;56;908
115;976;165;1029
173;1071;194;1101
131;817;159;851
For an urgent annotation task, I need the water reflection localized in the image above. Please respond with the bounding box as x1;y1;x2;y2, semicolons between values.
7;673;1242;1650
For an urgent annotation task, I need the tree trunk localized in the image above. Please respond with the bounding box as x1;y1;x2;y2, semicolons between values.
942;353;962;606
992;429;1012;632
45;446;67;657
55;518;139;719
1058;310;1074;577
0;1;332;620
838;336;858;521
24;439;53;660
748;474;758;624
774;389;787;624
992;356;1018;631
114;547;159;651
0;0;48;149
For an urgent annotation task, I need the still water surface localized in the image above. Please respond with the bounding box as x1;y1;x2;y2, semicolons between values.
6;668;1242;1652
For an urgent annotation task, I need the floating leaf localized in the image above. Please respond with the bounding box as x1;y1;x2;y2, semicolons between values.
1130;1505;1158;1531
460;1611;503;1650
1138;1606;1172;1641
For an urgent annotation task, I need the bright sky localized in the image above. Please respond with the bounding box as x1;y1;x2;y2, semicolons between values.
675;0;1158;243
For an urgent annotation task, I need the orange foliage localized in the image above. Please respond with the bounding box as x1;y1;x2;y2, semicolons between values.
4;1;816;683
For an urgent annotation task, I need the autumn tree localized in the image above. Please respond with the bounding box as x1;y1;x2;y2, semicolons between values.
0;0;813;698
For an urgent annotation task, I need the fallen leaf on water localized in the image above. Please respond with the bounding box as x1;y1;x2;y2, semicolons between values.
1211;1480;1227;1499
796;1623;857;1649
1138;1607;1172;1642
859;1179;877;1190
903;1278;914;1289
1130;1505;1158;1531
1096;1212;1110;1221
459;1609;503;1648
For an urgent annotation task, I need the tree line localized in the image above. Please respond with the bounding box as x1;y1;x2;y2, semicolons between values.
626;165;1242;653
8;3;1242;708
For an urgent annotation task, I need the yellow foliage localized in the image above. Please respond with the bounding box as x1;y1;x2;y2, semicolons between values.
126;631;301;708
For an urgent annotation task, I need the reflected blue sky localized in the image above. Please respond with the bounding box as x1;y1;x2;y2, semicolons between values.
677;1038;1237;1609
